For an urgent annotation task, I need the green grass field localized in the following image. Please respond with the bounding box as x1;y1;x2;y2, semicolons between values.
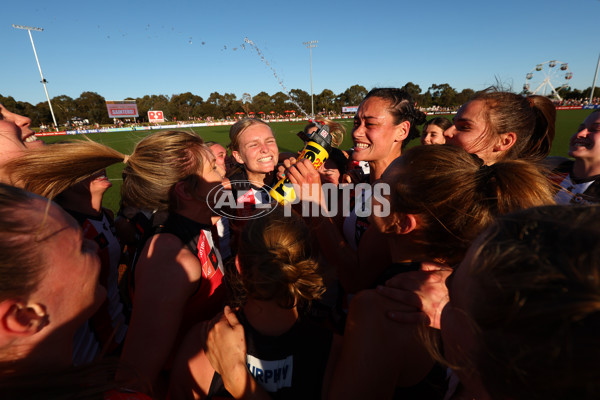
41;110;590;213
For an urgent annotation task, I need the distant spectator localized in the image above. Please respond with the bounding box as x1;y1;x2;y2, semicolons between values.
421;117;452;145
551;110;600;204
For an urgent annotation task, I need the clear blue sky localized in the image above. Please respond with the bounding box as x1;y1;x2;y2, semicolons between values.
2;0;599;105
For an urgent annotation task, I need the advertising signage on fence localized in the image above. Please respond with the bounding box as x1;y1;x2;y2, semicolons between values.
583;104;600;110
106;100;139;118
556;106;583;110
148;110;165;123
342;106;359;113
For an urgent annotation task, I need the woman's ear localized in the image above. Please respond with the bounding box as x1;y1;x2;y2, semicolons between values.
383;212;418;235
232;151;244;165
393;121;411;143
174;181;194;201
493;131;517;152
1;301;49;338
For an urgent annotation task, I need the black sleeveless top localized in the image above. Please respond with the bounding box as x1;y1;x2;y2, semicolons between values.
207;311;333;399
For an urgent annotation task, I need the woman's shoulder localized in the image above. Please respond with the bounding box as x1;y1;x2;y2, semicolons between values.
138;232;202;278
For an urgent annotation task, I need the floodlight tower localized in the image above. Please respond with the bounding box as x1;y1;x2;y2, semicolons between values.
12;24;58;130
590;52;600;105
303;40;318;118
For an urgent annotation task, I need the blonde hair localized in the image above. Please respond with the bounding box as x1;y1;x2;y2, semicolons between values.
0;184;46;301
5;140;125;198
228;208;325;309
303;119;345;148
228;118;272;152
5;130;212;213
122;130;212;211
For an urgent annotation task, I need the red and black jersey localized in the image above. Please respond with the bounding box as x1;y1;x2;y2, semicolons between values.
151;212;226;329
66;208;128;365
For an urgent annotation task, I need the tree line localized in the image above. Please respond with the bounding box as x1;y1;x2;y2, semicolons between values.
2;82;599;127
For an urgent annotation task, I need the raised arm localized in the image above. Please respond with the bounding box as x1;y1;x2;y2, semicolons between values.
286;159;390;293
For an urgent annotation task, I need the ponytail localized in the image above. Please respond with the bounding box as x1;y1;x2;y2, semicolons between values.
521;95;556;160
391;145;555;263
121;130;211;211
470;89;557;161
5;140;125;199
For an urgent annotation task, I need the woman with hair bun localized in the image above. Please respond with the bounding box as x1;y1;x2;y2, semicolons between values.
444;90;556;164
169;208;334;400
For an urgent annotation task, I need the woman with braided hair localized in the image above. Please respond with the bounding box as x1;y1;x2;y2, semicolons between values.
284;88;428;294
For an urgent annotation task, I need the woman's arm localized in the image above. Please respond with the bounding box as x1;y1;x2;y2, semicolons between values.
119;233;202;388
169;321;214;400
286;159;390;293
327;290;435;400
205;307;271;400
376;263;452;329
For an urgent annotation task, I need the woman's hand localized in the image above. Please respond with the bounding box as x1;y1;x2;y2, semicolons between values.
376;262;452;329
205;306;271;399
206;306;246;377
276;157;297;180
341;168;365;184
285;158;324;206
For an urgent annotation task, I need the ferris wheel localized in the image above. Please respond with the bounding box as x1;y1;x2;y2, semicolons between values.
523;60;573;101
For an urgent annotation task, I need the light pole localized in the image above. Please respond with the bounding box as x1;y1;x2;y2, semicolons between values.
12;24;58;130
303;40;318;118
590;52;600;105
